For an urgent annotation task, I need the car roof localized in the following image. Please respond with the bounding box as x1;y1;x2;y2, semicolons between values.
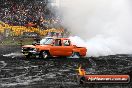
45;37;54;39
45;37;64;39
44;37;69;40
56;38;69;40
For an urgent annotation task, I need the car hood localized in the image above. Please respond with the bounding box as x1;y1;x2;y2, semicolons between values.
22;45;35;48
22;45;51;48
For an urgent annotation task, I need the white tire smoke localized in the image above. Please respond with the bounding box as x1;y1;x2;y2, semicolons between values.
57;0;132;56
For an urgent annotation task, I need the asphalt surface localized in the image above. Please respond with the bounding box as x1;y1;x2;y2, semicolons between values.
0;45;132;88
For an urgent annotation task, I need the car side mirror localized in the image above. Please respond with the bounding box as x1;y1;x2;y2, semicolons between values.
51;42;55;46
51;44;54;46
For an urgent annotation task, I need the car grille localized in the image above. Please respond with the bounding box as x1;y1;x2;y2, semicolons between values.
22;47;34;52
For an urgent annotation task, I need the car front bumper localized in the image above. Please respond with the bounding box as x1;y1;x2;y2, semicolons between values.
22;50;40;57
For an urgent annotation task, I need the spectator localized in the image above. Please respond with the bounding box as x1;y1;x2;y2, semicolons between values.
0;0;62;30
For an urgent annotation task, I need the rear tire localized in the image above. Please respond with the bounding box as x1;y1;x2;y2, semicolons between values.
71;52;81;58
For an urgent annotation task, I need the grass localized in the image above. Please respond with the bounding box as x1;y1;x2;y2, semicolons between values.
0;37;34;46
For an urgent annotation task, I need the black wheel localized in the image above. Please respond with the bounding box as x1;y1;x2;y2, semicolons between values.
71;52;81;58
40;51;50;59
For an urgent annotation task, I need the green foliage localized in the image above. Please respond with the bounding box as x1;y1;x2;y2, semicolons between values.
0;37;34;46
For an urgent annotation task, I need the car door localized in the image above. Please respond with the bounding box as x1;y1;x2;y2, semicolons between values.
50;39;63;56
61;39;73;56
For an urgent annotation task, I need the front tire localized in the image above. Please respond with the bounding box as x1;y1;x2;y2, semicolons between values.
40;51;49;59
25;53;31;59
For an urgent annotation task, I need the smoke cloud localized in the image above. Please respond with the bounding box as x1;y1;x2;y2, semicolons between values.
58;0;132;56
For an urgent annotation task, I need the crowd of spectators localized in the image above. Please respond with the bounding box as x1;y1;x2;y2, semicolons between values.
0;0;62;30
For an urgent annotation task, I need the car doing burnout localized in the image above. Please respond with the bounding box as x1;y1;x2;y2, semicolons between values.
21;37;87;59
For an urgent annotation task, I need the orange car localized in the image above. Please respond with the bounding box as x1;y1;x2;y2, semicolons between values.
22;37;87;59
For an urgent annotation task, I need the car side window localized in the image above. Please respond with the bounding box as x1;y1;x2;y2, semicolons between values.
63;40;70;46
54;39;62;46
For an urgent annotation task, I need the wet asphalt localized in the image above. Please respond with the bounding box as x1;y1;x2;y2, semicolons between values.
0;45;132;88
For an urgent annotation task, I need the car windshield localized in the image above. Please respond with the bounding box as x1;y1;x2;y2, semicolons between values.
40;38;53;45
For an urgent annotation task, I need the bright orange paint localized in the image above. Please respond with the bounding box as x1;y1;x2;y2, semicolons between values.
22;38;87;57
